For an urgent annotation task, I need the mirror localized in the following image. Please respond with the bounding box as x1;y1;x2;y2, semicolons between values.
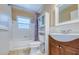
55;4;79;25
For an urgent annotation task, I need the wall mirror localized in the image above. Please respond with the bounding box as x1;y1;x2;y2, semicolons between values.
55;4;79;26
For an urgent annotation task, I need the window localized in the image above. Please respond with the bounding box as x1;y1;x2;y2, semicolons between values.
17;16;31;29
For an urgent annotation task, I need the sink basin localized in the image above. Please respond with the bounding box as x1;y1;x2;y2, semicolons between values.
50;33;79;42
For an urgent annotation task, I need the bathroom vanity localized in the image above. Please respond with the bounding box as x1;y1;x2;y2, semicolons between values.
49;35;79;55
48;4;79;55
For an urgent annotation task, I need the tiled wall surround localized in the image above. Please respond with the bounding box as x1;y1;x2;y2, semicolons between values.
0;31;9;54
50;22;79;34
11;21;35;41
0;4;37;54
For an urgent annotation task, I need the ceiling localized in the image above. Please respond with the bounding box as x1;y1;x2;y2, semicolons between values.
14;4;43;13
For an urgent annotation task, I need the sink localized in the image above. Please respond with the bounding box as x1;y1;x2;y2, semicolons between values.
50;33;79;42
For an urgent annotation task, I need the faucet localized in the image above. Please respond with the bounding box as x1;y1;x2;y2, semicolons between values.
61;29;72;34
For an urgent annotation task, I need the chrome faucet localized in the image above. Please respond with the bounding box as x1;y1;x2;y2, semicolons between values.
61;29;72;34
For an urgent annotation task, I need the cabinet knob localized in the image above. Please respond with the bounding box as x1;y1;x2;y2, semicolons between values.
56;45;59;48
56;45;62;48
59;46;62;48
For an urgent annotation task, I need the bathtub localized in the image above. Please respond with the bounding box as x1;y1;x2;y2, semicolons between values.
9;40;43;55
9;40;41;50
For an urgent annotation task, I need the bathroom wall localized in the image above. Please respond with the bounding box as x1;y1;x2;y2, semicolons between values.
0;4;37;54
10;5;37;49
11;21;35;41
51;22;79;34
10;5;36;41
0;4;12;54
40;4;55;27
50;5;79;34
0;31;10;54
41;4;79;33
12;5;36;22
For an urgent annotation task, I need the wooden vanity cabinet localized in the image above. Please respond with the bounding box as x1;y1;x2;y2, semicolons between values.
49;37;64;55
50;42;60;55
63;45;79;55
49;35;79;55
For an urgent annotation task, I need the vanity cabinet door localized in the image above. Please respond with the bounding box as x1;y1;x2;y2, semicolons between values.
49;36;63;55
63;45;79;55
58;45;64;55
50;42;60;55
49;36;60;55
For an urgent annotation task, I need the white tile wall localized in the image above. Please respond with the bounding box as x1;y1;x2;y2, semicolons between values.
9;21;35;50
50;22;79;34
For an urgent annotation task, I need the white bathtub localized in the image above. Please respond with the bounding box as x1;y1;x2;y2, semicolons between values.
9;40;41;50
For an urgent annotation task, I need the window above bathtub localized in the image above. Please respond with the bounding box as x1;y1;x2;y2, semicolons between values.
17;16;31;29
